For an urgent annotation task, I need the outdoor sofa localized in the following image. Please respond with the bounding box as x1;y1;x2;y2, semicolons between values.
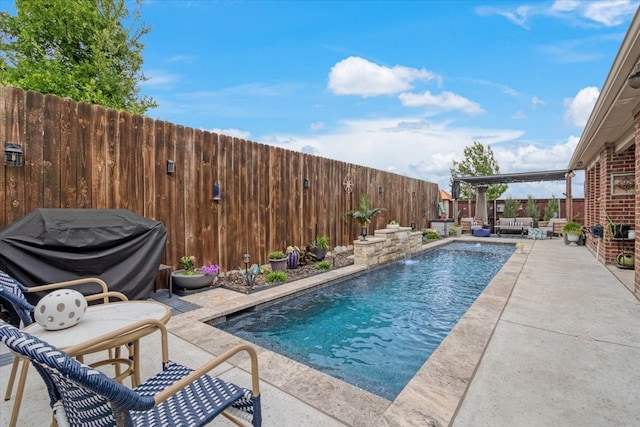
495;217;534;236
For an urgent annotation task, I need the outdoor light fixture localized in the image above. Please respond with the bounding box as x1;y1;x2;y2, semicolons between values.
360;226;368;241
242;253;256;289
628;68;640;89
166;160;175;175
378;185;383;194
303;178;310;189
410;222;416;231
4;143;23;167
213;182;221;201
243;253;250;272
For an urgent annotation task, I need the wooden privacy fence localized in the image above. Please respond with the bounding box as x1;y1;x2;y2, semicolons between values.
0;85;440;273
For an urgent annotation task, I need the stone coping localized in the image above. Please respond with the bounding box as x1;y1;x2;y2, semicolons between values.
167;236;523;426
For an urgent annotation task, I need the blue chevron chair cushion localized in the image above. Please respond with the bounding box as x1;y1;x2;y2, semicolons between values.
0;321;262;427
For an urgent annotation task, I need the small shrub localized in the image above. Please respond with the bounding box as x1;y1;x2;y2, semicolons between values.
268;251;286;260
315;260;332;270
313;235;331;249
423;231;441;240
265;271;287;282
259;265;271;274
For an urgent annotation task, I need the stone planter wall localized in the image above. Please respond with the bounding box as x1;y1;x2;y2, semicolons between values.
353;228;423;267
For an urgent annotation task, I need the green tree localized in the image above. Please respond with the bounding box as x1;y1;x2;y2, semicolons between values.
524;194;539;227
543;195;560;221
0;0;156;114
450;141;507;201
503;196;519;217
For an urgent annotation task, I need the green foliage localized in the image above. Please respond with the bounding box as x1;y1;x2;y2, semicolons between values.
562;221;583;235
503;197;519;218
543;195;559;221
450;141;507;201
422;231;441;240
313;235;331;250
524;195;540;226
265;271;287;283
268;251;286;260
315;260;332;270
259;265;271;274
0;0;156;114
345;194;386;227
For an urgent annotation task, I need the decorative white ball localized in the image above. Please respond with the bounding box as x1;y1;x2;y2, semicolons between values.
34;289;87;330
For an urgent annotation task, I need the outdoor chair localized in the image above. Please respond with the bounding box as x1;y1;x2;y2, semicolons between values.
0;270;130;426
0;320;262;427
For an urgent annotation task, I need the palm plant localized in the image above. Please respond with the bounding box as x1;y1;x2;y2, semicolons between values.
345;194;386;240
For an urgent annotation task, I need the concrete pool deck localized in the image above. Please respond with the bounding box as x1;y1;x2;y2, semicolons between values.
1;236;639;426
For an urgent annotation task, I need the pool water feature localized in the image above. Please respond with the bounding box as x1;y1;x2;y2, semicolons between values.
215;242;514;400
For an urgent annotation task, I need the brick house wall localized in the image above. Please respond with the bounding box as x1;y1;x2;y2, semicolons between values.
584;144;635;268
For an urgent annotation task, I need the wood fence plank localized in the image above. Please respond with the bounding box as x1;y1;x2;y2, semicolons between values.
76;102;92;208
0;86;5;226
90;104;107;209
105;109;119;208
5;87;26;223
43;95;61;208
130;114;144;213
25;91;44;213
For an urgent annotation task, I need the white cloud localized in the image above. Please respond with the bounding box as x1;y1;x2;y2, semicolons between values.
310;121;325;131
564;86;600;127
551;0;580;13
475;5;534;28
209;128;252;139
398;91;484;115
583;1;639;26
144;70;181;87
478;0;638;28
511;111;527;119
327;56;440;97
531;96;545;106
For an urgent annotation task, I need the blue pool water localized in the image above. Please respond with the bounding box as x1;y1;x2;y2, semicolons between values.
216;242;514;400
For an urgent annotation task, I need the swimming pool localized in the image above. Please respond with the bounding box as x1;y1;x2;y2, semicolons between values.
215;241;514;400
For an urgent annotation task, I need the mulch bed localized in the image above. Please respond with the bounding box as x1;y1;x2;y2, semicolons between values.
216;251;354;294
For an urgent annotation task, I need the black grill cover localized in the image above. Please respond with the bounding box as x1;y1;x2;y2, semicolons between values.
0;209;167;301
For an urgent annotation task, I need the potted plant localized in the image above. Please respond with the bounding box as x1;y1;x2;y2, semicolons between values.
562;222;583;246
448;225;462;237
268;251;288;272
345;194;386;240
309;235;330;261
387;219;400;229
172;256;220;290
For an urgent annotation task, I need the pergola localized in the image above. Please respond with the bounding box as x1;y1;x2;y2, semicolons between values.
451;169;575;223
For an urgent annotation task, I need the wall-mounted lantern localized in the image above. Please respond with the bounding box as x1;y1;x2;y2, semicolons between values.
166;160;175;175
213;182;221;201
303;178;310;189
4;143;24;167
378;185;383;194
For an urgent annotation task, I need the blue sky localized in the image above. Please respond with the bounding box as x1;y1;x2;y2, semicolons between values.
6;0;640;198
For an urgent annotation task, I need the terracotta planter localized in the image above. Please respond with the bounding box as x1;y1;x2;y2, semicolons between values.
171;270;216;290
